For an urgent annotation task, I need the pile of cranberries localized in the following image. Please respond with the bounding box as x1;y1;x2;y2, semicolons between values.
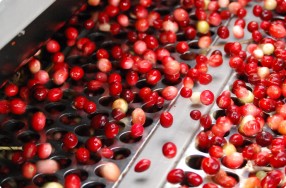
0;0;285;187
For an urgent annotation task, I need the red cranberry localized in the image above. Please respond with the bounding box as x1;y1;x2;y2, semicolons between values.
23;142;37;159
47;88;63;102
63;132;78;149
130;124;144;138
31;111;46;131
190;110;201;120
83;100;97;114
201;157;220;175
167;169;184;184
86;137;102;152
4;83;19;97
200;90;214;105
75;147;90;163
65;174;81;188
160;112;173;128
105;122;119;139
162;142;177;158
10;98;26;115
46;39;60;53
134;159;151;172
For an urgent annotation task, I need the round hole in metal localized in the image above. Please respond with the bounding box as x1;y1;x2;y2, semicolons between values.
112;147;131;160
46;129;68;141
60;113;82;126
84;87;105;97
189;41;200;49
33;174;58;187
185;155;204;170
164;44;176;53
119;132;142;144
17;131;40;143
161;77;182;86
1;120;25;132
142;104;163;113
180;52;197;61
212;110;226;120
45;103;66;114
65;169;89;181
176;33;187;41
83;182;106;188
75;125;91;137
98;96;114;107
101;138;114;147
143;117;153;127
82;63;98;73
51;156;72;169
0;136;12;145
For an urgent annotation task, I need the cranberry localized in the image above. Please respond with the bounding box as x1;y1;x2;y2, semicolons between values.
200;90;214;105
83;100;97;114
4;83;19;97
0;100;10;114
70;66;84;81
270;151;286;168
47;88;63;102
146;69;161;85
73;96;87;110
134;159;151;172
10;98;26;115
105;122;119;139
180;87;193;98
46;39;60;53
65;174;81;188
86;137;102;152
37;143;52;159
22;162;36;179
253;5;263;16
75;147;90;163
185;172;203;186
23;142;37;159
201;157;220;175
162;142;177;158
130;124;144;138
189;110;201;120
63;132;78;149
167;169;184;184
160;112;173;128
31;111;46;131
229;133;244;147
65;27;78;40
